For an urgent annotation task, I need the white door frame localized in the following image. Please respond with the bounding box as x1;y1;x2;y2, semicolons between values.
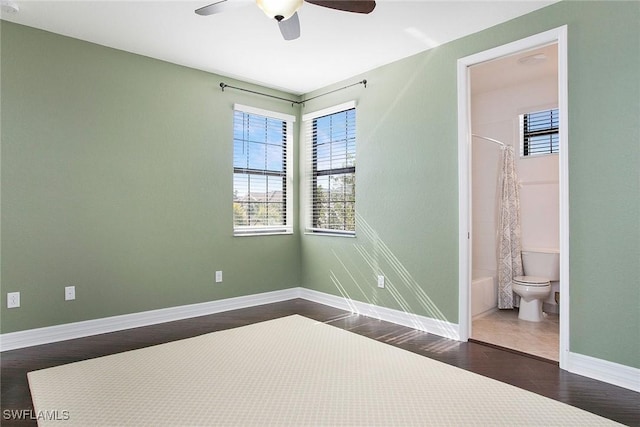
457;26;570;368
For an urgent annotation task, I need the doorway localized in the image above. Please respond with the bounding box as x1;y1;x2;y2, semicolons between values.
457;27;570;368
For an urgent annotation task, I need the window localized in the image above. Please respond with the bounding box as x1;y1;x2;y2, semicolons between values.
520;108;559;157
303;101;356;235
233;105;294;235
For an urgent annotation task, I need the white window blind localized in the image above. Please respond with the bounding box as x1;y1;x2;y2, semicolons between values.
303;101;356;235
233;105;294;236
520;108;559;157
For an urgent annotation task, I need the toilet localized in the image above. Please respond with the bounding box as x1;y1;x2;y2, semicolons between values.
512;249;559;322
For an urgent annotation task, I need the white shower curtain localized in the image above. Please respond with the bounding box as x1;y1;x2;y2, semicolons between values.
497;145;523;309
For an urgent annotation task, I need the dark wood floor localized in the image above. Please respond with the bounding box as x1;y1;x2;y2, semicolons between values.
2;299;639;426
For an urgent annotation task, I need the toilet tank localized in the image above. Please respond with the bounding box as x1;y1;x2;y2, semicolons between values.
521;248;560;281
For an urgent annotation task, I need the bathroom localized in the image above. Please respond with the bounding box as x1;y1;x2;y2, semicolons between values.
469;43;560;361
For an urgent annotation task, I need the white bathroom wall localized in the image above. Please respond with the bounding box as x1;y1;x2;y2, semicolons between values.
470;46;559;285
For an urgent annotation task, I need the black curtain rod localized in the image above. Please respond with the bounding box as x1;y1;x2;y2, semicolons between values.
219;83;298;104
219;80;367;106
301;80;367;104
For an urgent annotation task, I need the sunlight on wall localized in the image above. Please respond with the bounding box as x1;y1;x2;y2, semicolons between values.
329;270;360;314
329;213;457;339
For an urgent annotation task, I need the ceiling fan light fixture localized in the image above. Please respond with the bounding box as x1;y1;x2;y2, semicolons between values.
256;0;302;21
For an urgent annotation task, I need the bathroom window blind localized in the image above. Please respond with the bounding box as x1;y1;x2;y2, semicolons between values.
521;108;559;157
233;105;294;236
303;102;356;235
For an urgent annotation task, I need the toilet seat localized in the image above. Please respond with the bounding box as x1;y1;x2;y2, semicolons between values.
513;275;550;286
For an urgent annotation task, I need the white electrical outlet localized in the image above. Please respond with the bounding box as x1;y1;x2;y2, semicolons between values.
377;275;385;289
65;286;76;301
7;292;20;308
215;271;223;283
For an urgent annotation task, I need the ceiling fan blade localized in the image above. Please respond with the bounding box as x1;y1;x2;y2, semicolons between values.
304;0;376;14
278;12;300;41
195;0;229;16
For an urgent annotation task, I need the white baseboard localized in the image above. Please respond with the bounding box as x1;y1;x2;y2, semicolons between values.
298;289;640;391
0;288;301;352
0;287;459;352
566;351;640;392
3;287;637;393
298;288;460;340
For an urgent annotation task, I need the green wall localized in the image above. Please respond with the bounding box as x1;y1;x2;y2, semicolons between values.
300;48;460;326
2;1;639;370
565;2;639;368
300;1;639;368
1;21;301;332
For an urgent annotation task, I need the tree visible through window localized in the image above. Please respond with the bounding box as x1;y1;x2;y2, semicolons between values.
309;107;356;234
233;106;293;235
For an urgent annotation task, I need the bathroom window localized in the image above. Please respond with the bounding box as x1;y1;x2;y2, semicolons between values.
520;108;559;157
303;101;356;235
233;105;295;236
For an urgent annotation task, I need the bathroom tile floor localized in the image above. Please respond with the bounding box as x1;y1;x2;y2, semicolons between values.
472;309;559;361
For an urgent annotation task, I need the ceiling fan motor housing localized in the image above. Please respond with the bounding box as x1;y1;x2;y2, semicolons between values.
256;0;303;21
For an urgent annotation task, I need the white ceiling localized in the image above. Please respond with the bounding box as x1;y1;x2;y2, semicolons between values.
1;0;558;95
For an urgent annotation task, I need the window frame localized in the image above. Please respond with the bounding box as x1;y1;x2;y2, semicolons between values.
302;101;357;237
232;104;295;236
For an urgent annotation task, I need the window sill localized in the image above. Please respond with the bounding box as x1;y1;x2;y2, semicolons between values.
233;231;293;237
304;231;356;238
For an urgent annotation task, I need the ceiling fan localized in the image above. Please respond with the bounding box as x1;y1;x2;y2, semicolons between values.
195;0;376;41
